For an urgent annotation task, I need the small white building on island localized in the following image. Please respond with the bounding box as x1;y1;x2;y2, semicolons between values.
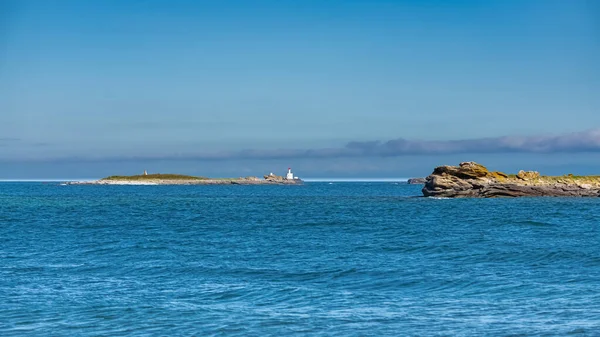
286;168;295;180
264;168;300;181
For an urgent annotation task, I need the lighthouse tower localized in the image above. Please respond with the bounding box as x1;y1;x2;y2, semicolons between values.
286;168;294;180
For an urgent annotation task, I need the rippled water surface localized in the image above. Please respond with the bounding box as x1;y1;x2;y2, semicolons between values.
1;182;599;336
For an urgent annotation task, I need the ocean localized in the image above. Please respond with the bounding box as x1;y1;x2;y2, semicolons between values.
1;182;599;336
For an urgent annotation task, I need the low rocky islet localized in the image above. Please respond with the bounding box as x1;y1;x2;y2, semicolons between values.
66;172;303;185
422;162;600;198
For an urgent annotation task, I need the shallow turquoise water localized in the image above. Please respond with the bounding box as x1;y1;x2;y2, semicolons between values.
1;182;599;336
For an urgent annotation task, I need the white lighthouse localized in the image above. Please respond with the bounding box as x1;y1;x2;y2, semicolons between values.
286;167;294;180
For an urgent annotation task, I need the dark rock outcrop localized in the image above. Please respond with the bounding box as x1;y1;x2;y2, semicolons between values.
422;162;600;198
407;178;427;184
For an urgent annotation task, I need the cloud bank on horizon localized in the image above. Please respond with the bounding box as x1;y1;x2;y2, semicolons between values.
342;128;600;157
9;129;600;163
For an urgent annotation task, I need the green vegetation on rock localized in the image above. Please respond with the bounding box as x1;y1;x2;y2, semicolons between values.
102;174;208;181
536;175;600;183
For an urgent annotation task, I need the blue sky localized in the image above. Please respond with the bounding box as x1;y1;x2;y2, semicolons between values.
0;0;598;178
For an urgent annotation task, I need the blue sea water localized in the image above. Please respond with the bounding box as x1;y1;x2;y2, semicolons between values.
1;182;599;336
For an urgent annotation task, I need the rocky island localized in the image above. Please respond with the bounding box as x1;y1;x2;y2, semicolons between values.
422;162;600;198
67;171;303;186
407;177;427;184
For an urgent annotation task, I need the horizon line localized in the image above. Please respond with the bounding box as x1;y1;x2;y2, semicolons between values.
0;177;412;182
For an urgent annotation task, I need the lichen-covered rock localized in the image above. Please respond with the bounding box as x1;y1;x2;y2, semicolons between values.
422;162;600;198
264;173;285;181
432;162;490;179
516;170;540;180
